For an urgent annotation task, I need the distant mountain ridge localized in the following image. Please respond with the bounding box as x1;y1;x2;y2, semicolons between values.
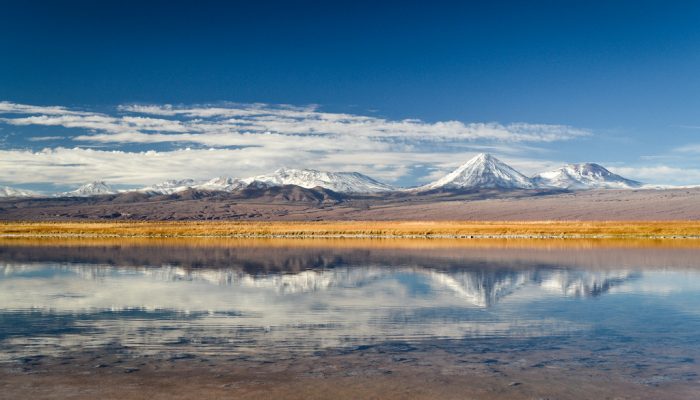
242;168;395;193
135;168;394;196
0;185;38;198
15;155;645;198
419;154;642;192
60;181;116;197
139;179;202;195
532;163;642;189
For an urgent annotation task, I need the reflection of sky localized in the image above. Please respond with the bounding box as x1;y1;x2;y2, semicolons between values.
1;262;700;359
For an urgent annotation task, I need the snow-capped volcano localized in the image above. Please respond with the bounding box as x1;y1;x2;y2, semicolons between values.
532;163;642;190
61;181;116;197
419;153;535;191
0;186;37;198
242;168;394;193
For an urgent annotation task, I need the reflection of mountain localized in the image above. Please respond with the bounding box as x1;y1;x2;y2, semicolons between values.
142;266;531;307
3;242;700;274
170;266;638;306
422;269;529;307
538;269;640;297
3;259;693;362
2;263;638;307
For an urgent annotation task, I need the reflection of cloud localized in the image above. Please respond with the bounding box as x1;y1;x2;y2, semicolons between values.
0;263;640;307
609;271;700;296
1;263;628;358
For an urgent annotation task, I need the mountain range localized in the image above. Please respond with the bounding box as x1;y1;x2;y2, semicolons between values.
59;181;117;197
533;163;642;190
0;186;38;198
0;153;644;198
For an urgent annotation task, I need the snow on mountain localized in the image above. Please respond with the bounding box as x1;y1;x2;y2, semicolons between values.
196;176;248;192
0;185;37;198
418;154;643;192
419;153;535;191
61;181;116;197
242;167;395;193
139;177;249;194
532;163;642;190
133;168;392;195
39;160;646;199
138;179;202;195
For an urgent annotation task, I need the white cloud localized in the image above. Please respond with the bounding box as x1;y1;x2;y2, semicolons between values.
0;147;302;185
674;143;700;153
0;147;439;185
610;165;700;186
28;136;66;141
0;146;572;188
0;101;93;116
1;114;189;134
0;101;593;187
1;101;590;144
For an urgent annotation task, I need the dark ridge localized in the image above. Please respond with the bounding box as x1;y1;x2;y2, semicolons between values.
236;184;345;204
1;185;699;221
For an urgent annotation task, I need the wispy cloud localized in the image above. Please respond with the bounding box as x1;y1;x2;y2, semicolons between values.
0;101;591;187
0;101;93;116
116;103;590;143
673;143;700;153
1;101;590;144
28;136;67;141
1;114;189;134
610;165;700;186
674;125;700;130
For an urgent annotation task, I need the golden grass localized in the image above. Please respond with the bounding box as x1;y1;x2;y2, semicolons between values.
1;220;700;239
2;236;700;250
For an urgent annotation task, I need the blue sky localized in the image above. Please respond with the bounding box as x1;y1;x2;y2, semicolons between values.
1;0;700;191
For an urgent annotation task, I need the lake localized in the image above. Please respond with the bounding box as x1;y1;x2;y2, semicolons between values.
1;238;699;399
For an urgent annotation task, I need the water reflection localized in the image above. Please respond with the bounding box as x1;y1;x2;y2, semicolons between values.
0;263;639;305
0;239;699;360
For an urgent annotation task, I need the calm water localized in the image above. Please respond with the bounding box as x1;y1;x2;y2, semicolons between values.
1;239;700;369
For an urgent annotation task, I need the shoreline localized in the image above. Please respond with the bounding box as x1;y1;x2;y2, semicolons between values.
2;220;700;239
3;233;700;239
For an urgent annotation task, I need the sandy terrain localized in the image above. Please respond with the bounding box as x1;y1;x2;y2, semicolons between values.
1;188;700;221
